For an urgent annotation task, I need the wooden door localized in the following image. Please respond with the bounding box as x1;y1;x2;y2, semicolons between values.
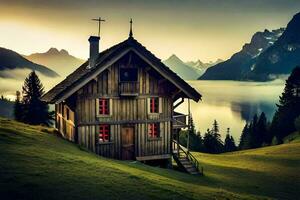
121;127;135;160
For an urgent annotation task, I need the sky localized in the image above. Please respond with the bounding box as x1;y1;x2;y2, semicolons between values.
0;0;300;62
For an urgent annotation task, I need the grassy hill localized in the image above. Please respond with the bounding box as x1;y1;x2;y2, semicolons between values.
0;118;299;200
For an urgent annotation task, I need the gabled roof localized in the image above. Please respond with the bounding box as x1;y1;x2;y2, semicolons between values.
42;37;202;103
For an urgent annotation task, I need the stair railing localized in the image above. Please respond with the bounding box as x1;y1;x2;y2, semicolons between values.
172;140;203;174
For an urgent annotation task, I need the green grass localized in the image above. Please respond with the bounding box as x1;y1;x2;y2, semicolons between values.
0;118;299;200
284;131;300;144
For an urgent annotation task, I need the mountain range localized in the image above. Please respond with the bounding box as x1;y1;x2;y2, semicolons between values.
200;12;300;81
0;47;58;78
163;54;222;80
25;48;84;78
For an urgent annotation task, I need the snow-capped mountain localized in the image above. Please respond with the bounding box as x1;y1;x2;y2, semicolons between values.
199;27;285;80
186;59;223;70
248;12;300;80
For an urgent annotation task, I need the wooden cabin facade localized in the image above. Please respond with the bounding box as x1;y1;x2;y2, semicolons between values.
42;34;201;164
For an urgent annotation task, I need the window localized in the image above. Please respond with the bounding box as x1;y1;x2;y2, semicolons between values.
148;123;159;138
99;124;110;142
150;97;159;113
99;99;109;115
120;68;138;82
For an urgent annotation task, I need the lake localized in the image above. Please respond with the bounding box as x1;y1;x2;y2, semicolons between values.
175;80;285;142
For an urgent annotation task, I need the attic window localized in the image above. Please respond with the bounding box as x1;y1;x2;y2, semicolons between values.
148;123;159;138
120;68;138;82
99;124;110;143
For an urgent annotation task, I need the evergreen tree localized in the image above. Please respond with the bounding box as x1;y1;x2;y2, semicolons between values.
230;136;237;150
239;113;270;149
224;128;237;152
203;129;215;153
21;71;53;126
256;112;269;145
212;119;223;145
14;91;24;121
270;67;300;142
239;123;251;150
202;120;224;154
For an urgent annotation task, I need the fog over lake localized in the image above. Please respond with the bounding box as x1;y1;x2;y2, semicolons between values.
1;72;285;143
176;80;285;142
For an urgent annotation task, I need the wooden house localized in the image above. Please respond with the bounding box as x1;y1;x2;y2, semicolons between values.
42;27;201;171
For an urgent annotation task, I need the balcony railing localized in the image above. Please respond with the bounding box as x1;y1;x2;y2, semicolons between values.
173;112;189;129
119;81;139;96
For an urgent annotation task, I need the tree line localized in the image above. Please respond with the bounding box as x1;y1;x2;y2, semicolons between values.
180;66;300;153
179;119;237;154
240;67;300;149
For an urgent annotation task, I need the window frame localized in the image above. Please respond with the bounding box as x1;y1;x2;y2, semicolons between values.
96;98;112;117
98;124;110;143
148;123;160;139
150;97;159;113
119;67;138;82
148;97;162;115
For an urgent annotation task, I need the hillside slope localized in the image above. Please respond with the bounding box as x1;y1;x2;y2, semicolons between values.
0;118;299;200
0;47;58;78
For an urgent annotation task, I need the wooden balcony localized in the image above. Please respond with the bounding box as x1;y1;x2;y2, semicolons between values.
173;112;189;129
119;81;139;97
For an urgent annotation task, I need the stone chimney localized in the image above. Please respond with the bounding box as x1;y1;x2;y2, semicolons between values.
88;36;100;69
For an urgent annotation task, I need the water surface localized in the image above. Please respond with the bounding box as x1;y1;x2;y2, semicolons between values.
175;80;285;142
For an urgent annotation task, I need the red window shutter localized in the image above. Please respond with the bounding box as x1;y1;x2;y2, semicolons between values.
148;123;158;138
99;124;110;142
150;98;159;113
99;99;109;115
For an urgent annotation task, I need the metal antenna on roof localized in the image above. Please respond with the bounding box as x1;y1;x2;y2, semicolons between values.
129;18;133;38
92;17;105;37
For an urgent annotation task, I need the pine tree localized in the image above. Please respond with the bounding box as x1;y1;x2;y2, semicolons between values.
270;66;300;142
224;128;237;152
203;129;214;153
21;71;53;126
239;123;251;150
203;120;224;154
230;136;237;151
256;112;269;146
14;91;24;121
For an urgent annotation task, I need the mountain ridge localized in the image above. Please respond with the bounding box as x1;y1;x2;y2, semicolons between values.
199;27;285;80
163;54;222;80
0;47;59;78
25;48;84;78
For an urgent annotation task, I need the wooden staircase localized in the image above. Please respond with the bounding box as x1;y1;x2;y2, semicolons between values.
172;140;203;175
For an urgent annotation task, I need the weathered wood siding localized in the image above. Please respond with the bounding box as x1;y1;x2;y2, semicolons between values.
62;52;177;160
56;103;75;142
